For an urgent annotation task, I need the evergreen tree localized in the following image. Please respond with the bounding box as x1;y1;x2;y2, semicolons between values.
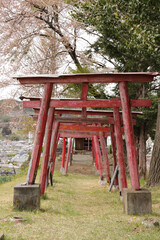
71;0;160;180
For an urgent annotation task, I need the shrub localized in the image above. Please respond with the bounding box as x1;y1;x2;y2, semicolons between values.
9;134;20;141
108;145;112;154
0;175;12;184
2;126;12;136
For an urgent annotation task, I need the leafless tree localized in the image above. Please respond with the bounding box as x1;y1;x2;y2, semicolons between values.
0;1;91;97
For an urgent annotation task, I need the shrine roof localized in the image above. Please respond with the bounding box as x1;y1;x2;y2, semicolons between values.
15;72;159;84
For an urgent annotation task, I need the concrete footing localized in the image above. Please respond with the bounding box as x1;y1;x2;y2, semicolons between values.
13;183;40;210
123;188;152;215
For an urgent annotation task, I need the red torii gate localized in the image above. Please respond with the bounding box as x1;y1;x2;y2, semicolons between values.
16;72;158;196
28;108;122;192
23;98;141;194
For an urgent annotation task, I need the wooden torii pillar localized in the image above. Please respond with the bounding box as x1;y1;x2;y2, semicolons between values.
110;124;118;186
16;72;157;194
64;137;73;175
61;137;66;172
26;83;53;184
119;82;139;190
113;107;127;192
99;132;111;184
40;108;55;194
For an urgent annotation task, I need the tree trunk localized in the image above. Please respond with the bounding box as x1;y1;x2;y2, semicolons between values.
138;123;147;179
147;99;160;186
35;3;83;72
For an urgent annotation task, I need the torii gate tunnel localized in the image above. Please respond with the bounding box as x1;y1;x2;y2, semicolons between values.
16;72;158;196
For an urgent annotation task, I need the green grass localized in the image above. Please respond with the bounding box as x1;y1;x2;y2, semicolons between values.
0;166;28;185
0;171;160;240
0;175;13;184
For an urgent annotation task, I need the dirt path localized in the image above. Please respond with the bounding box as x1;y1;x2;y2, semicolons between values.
55;151;97;175
55;151;114;176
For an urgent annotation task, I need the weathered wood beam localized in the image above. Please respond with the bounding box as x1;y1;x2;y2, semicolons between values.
113;107;128;193
92;137;96;165
32;107;141;117
16;72;158;84
32;116;111;124
99;132;111;184
51;134;60;176
93;136;104;180
50;121;60;176
57;117;136;125
119;82;140;190
64;138;72;174
60;125;110;133
57;125;124;134
61;137;66;169
57;117;115;124
81;83;88;118
40;108;55;195
27;83;53;184
23;99;152;108
32;115;136;125
110;124;118;186
59;130;110;138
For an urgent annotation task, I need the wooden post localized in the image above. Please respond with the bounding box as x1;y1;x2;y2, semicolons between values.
64;138;72;174
93;137;99;171
28;83;53;184
92;138;96;165
110;124;118;186
49;121;60;175
61;137;66;169
113;107;127;192
99;132;111;184
70;138;74;166
51;135;59;176
93;136;103;180
81;83;88;118
40;108;55;195
119;82;140;190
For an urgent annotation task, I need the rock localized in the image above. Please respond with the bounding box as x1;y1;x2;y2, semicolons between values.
11;153;29;166
9;163;14;167
19;151;27;155
142;218;159;227
0;140;32;176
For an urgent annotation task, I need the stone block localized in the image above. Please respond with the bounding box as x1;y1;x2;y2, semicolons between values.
123;188;152;215
13;183;40;210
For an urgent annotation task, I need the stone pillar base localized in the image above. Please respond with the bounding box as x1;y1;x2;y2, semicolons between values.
123;188;152;215
13;183;40;210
